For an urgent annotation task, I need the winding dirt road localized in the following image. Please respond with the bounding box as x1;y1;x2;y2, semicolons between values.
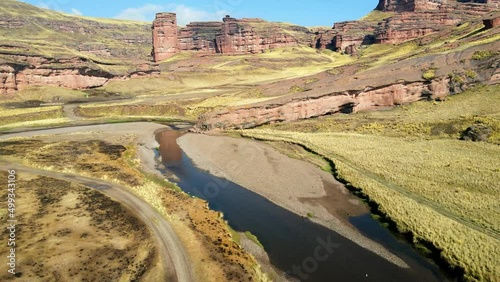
0;123;195;282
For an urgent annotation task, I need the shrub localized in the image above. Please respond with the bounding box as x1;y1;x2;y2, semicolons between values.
465;69;477;79
289;85;305;93
422;68;436;81
471;50;494;60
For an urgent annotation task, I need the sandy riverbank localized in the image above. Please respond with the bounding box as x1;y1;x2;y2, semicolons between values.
177;133;409;268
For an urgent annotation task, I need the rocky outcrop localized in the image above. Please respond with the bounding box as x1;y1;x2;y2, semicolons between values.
0;54;159;95
152;13;179;62
314;21;377;55
374;0;500;44
0;56;114;95
375;11;460;44
178;22;220;52
195;80;451;131
460;124;492;142
376;0;499;12
316;0;500;53
483;12;500;29
152;14;309;61
215;16;299;55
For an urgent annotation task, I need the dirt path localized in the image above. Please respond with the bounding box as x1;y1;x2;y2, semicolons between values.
0;122;195;282
63;104;85;121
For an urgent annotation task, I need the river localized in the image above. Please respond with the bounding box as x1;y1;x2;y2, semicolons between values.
156;130;449;282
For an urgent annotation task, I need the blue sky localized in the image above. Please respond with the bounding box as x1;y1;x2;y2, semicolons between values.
20;0;379;26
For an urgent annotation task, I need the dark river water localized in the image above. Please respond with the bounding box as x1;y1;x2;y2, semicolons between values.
156;130;449;282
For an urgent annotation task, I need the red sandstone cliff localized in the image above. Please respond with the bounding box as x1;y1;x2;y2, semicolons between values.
314;21;377;55
0;54;159;95
178;22;221;53
0;55;112;95
215;16;300;55
152;14;310;62
374;0;499;44
152;13;179;62
315;0;499;55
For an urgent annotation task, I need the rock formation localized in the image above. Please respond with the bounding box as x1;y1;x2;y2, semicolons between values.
376;0;499;12
0;55;159;95
195;80;451;131
152;13;179;62
314;21;377;55
152;14;308;61
215;16;299;55
483;12;500;29
0;56;111;95
178;22;221;52
375;0;499;44
314;0;499;54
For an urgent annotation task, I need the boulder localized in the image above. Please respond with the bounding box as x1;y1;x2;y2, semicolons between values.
460;124;492;142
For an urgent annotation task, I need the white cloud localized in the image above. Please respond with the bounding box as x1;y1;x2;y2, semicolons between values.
114;3;227;25
171;4;227;25
114;4;165;22
71;8;82;16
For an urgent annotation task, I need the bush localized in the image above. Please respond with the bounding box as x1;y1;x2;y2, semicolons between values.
465;69;477;79
471;50;494;60
422;68;436;81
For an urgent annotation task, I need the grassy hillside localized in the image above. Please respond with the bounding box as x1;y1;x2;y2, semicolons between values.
0;0;151;73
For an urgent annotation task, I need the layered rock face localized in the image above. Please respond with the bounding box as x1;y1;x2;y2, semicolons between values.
375;0;499;44
376;0;499;12
215;16;299;55
152;14;308;61
314;21;377;55
0;54;159;95
178;22;221;52
152;13;179;62
0;56;114;95
316;0;498;54
195;80;449;131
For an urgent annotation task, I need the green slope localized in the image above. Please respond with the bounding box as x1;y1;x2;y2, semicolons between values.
0;0;152;74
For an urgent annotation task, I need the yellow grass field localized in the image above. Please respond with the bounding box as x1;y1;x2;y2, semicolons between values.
242;129;500;281
0;105;65;127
